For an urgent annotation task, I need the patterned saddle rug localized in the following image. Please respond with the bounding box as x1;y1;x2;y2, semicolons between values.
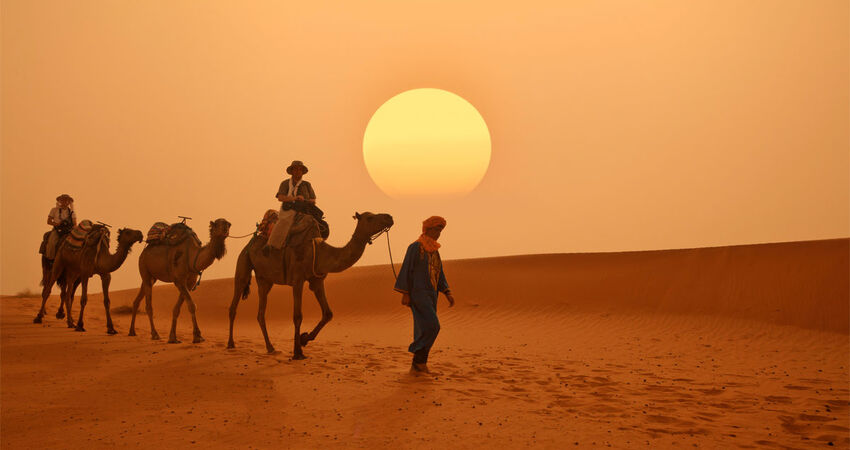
258;209;278;238
145;222;200;247
65;220;96;249
145;222;170;244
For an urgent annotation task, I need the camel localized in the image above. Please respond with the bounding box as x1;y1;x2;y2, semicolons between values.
226;211;393;359
128;219;231;344
36;226;144;333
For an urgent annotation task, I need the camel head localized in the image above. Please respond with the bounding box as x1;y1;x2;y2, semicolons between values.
209;218;232;239
352;212;394;241
117;228;144;248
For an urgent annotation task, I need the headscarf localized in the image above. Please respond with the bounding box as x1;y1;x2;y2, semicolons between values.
417;216;446;289
417;216;446;253
421;216;446;233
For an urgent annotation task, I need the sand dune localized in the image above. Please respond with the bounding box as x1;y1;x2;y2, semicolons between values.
2;239;848;448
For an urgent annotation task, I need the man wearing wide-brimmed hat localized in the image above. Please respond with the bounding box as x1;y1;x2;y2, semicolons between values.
44;194;77;259
266;160;317;251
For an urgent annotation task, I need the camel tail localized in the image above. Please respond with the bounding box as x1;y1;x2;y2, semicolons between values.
235;243;253;301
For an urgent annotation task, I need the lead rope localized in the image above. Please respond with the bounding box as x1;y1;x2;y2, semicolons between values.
386;229;397;281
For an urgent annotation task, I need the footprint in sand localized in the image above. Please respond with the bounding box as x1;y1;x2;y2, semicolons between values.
782;384;812;390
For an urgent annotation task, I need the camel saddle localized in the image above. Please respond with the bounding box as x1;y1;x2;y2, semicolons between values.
255;208;323;248
255;210;321;274
282;200;330;240
64;220;97;250
163;223;201;247
145;222;170;244
286;214;322;251
258;210;278;238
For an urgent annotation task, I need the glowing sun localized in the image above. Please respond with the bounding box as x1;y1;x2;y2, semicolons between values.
363;88;491;198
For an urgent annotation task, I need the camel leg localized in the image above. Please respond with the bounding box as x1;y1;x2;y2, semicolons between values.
36;259;62;323
144;280;159;340
228;252;253;349
35;276;56;324
291;282;306;360
65;279;80;328
75;278;89;332
177;285;204;344
255;279;275;353
301;279;333;347
55;281;66;319
228;281;249;350
128;284;145;336
167;291;186;344
101;273;117;335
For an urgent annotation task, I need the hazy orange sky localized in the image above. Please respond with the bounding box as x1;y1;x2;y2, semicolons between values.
2;1;848;295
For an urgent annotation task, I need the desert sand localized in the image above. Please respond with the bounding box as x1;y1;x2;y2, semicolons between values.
2;239;848;448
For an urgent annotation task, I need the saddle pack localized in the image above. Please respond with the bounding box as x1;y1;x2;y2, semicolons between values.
145;222;170;244
65;220;97;249
281;200;330;240
255;208;323;249
146;222;200;247
258;209;278;238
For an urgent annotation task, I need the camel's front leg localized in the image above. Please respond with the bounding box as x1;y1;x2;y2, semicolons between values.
101;273;117;334
167;291;186;344
128;284;145;336
301;279;333;347
291;282;305;360
143;280;159;340
255;279;275;353
75;277;90;332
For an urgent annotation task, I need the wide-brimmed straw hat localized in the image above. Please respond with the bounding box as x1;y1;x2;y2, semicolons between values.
56;194;74;202
286;160;308;175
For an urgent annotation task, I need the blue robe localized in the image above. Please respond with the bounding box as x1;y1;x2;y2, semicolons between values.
394;241;449;363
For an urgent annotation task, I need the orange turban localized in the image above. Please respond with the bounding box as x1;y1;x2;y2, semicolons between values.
422;216;447;232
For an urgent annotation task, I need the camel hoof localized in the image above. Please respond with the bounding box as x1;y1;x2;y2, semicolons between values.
33;316;43;324
292;353;307;360
55;311;65;319
167;338;180;344
128;330;136;337
66;322;76;329
106;329;118;335
226;342;235;349
151;334;161;341
266;346;276;354
299;332;311;347
192;336;205;344
74;326;86;332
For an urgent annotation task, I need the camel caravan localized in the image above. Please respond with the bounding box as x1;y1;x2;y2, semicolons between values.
36;161;395;359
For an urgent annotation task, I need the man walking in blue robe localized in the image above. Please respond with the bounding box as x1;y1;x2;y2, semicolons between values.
394;216;455;374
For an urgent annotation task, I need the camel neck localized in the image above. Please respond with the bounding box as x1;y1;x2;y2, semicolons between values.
101;240;132;273
194;235;227;271
315;233;369;274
